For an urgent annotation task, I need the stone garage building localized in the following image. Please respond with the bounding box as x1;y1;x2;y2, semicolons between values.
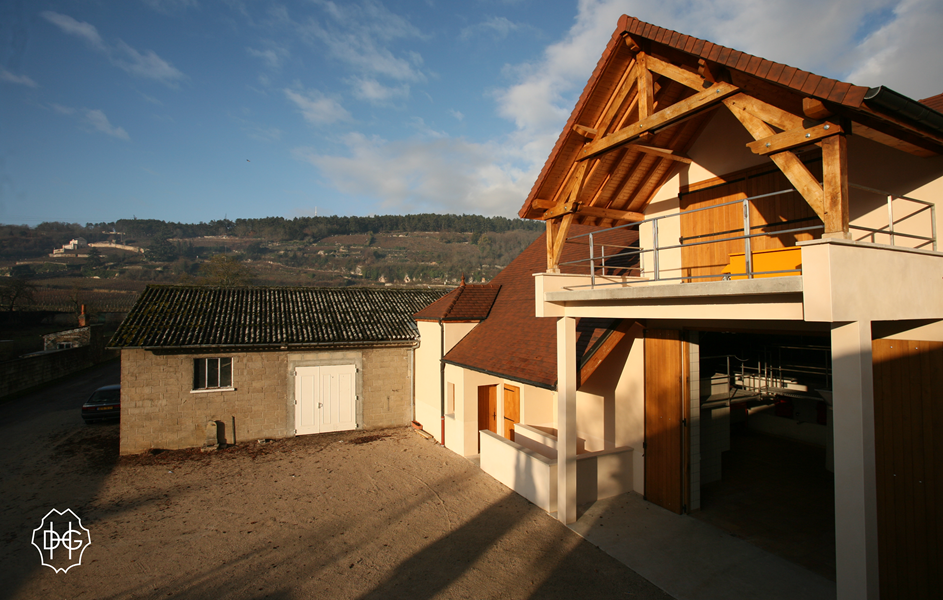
110;285;446;454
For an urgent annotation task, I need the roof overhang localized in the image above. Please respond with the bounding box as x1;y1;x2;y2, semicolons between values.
520;15;943;271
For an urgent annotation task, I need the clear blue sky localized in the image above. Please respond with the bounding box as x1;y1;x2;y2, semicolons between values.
2;0;940;226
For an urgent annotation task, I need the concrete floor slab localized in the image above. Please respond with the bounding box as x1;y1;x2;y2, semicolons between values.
569;492;836;600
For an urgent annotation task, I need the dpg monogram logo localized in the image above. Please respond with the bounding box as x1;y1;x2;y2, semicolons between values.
30;508;91;573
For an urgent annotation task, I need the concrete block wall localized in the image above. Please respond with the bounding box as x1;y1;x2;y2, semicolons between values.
361;347;412;428
120;349;290;454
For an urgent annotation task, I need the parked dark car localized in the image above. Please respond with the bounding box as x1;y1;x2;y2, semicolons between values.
81;384;121;424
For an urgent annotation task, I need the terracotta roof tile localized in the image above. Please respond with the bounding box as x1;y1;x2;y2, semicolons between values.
813;78;836;100
110;286;447;349
827;81;853;104
754;60;772;79
920;93;943;112
413;283;500;322
745;55;762;75
441;226;638;389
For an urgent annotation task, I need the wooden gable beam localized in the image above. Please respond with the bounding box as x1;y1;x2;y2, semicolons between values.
636;53;654;121
594;62;638;136
549;213;577;270
646;54;711;92
577;205;644;223
628;143;693;163
580;81;739;161
723;93;804;131
542;160;590;218
724;98;826;221
746;121;843;156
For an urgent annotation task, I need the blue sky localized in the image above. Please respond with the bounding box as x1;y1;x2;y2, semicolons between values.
1;0;941;227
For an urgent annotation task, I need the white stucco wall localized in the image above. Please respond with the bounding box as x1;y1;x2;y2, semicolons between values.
414;320;479;443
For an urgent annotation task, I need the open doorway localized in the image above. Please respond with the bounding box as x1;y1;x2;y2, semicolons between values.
693;331;836;580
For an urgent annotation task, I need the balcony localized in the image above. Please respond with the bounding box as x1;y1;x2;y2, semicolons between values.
535;185;943;324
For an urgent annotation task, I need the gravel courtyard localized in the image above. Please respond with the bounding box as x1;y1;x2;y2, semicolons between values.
0;363;671;600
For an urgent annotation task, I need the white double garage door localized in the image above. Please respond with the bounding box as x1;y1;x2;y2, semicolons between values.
294;365;357;435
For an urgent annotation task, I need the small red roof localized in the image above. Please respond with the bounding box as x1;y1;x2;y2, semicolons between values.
442;225;637;389
413;282;500;322
921;93;943;113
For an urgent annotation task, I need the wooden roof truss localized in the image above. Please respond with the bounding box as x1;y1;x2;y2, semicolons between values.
529;28;940;270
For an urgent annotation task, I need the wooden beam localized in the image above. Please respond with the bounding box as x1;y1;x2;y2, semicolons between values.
546;219;558;271
594;63;638;135
580;81;739;161
746;121;843;156
725;99;826;221
575;205;644;223
803;98;834;120
541;160;589;220
853;122;938;157
724;93;804;131
628;143;693;163
646;54;710;92
531;198;556;210
822;134;849;237
697;58;723;83
579;320;634;386
541;201;580;220
550;212;576;269
572;124;598;139
637;53;654;121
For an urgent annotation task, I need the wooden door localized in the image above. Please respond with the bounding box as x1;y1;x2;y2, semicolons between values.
503;385;520;441
679;166;821;281
645;329;685;514
872;339;943;598
478;385;497;452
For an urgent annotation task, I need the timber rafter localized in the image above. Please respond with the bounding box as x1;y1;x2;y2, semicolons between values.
528;16;941;269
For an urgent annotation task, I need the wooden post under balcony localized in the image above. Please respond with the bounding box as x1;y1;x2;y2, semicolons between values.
822;134;850;238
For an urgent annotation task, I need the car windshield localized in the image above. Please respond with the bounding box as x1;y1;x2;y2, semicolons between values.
87;389;120;404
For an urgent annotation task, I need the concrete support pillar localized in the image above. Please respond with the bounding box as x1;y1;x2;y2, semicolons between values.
556;316;577;524
830;321;879;600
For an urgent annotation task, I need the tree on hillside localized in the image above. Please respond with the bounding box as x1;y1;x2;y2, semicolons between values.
86;247;104;269
147;235;179;262
0;277;36;311
201;255;253;287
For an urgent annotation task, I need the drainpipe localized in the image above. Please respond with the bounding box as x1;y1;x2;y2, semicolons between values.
439;319;446;446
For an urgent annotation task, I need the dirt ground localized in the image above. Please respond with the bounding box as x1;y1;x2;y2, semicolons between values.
0;363;671;600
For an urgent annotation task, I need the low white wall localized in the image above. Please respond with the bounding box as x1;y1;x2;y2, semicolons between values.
480;430;557;512
576;447;635;505
480;429;634;515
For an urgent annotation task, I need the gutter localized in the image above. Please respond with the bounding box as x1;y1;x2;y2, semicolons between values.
439;319;446;446
441;359;556;392
108;340;420;352
863;86;943;136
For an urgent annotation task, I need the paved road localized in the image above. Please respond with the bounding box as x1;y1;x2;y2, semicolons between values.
4;359;121;425
0;359;122;595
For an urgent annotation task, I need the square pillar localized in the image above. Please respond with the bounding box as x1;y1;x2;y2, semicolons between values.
830;321;879;599
556;316;577;524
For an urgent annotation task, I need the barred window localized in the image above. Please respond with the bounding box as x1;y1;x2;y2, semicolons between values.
193;357;233;390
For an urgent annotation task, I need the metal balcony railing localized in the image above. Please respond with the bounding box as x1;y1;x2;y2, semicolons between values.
561;184;937;290
848;183;937;250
